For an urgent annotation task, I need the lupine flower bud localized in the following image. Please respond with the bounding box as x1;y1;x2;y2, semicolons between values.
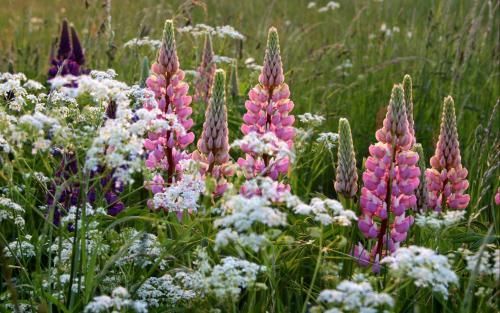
355;84;420;272
58;19;71;60
426;96;470;211
157;20;179;75
334;118;358;198
195;34;216;103
495;188;500;206
230;61;239;99
144;19;195;195
412;144;428;212
259;27;284;88
238;27;294;190
402;74;415;144
70;26;85;65
193;69;234;195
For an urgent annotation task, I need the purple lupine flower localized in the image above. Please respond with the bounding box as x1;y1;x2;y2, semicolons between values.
238;27;295;188
194;34;216;103
354;85;420;272
192;69;234;196
143;20;195;201
426;96;470;211
48;19;89;80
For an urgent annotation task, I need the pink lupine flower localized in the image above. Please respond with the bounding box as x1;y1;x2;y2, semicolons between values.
426;96;470;211
495;188;500;206
192;69;234;196
194;34;216;103
402;74;415;146
238;27;295;184
143;19;195;194
356;85;420;272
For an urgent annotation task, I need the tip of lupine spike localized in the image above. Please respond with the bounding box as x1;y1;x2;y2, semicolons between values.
391;84;404;108
204;33;213;54
267;27;280;56
58;19;71;59
70;26;85;65
403;74;412;93
212;69;226;100
163;19;176;48
339;118;351;135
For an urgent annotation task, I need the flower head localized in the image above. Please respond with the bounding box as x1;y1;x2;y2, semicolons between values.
195;34;216;103
259;27;284;88
334;118;358;198
402;74;415;144
357;84;420;272
426;96;469;211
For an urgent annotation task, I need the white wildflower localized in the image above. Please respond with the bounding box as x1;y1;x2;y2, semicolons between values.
381;246;458;299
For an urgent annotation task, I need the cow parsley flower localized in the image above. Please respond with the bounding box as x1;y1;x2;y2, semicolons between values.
316;132;339;149
84;287;147;313
0;196;25;228
462;247;500;279
4;235;35;259
298;113;325;125
314;274;394;312
381;246;458;298
415;210;466;230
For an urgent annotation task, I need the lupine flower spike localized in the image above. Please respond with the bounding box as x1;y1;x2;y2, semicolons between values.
402;74;415;145
426;96;470;211
238;27;295;190
334;118;358;199
193;69;234;195
48;19;88;80
195;34;216;103
412;144;428;212
143;19;195;201
355;85;420;272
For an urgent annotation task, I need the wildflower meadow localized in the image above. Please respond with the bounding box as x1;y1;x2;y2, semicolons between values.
0;0;498;312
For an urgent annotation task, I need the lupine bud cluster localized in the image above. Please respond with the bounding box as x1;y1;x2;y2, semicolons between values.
195;34;216;103
143;20;195;199
355;85;420;272
426;96;470;211
334;118;358;198
48;19;89;80
402;74;415;145
412;144;428;212
238;27;295;186
192;69;234;195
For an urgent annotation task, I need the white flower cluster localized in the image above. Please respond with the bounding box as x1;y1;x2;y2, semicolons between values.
380;23;401;38
315;274;394;312
214;177;292;252
293;197;357;226
0;73;32;112
318;1;340;12
4;235;35;259
381;246;458;299
0;196;25;228
137;249;264;306
178;24;245;40
213;55;236;64
84;287;147;313
124;36;162;50
232;131;295;164
115;228;168;270
316;132;339;149
244;58;263;72
298;113;326;125
415;210;466;230
151;160;205;212
461;247;500;279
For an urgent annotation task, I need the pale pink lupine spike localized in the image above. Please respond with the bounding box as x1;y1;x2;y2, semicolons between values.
357;84;420;272
335;118;358;198
195;33;216;103
259;27;284;88
426;96;469;211
143;19;195;191
239;27;294;188
402;74;415;145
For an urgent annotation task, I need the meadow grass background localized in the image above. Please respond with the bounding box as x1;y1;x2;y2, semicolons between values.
0;0;499;312
1;0;498;198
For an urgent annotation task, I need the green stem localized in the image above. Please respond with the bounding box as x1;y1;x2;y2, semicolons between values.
301;225;323;313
